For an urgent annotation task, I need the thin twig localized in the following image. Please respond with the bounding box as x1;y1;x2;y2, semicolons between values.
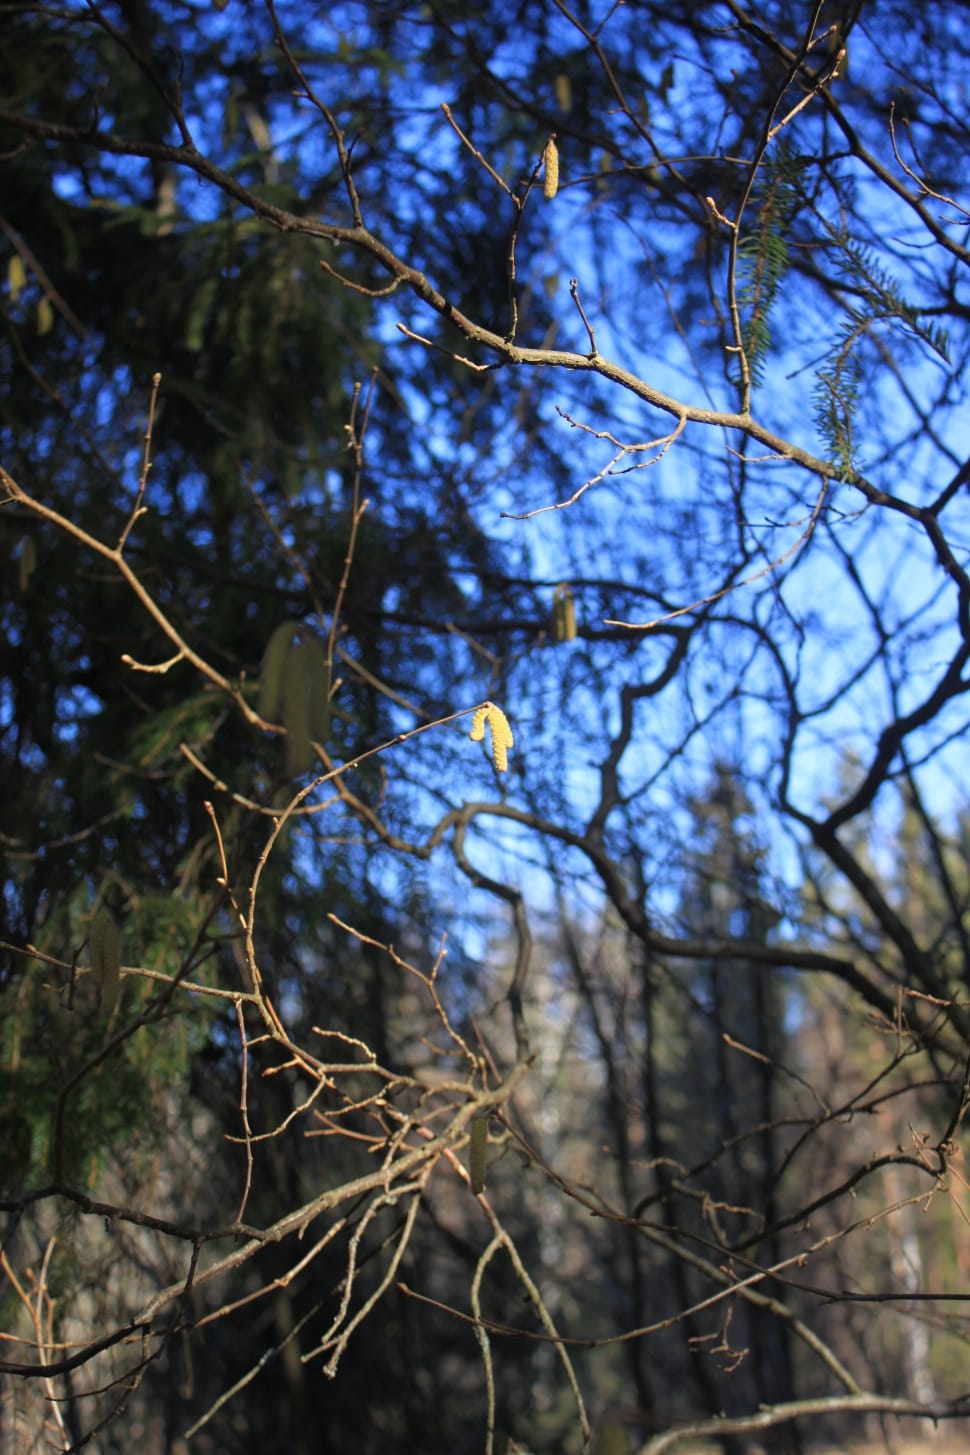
441;104;514;199
117;372;161;553
569;277;598;355
471;1234;503;1455
502;414;686;519
605;480;828;628
395;322;491;370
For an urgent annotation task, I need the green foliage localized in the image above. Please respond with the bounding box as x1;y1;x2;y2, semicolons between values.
813;334;862;476
813;234;950;474
736;150;803;389
0;940;217;1193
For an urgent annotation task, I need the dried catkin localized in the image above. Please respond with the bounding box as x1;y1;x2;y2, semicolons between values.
307;647;332;744
281;637;313;777
552;585;577;642
469;1116;488;1193
259;620;302;721
18;537;37;594
90;909;121;1014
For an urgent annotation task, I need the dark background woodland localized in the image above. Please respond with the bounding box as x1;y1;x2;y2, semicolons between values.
3;2;970;1452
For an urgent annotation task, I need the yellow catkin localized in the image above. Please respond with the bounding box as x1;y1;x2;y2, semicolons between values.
469;705;489;742
469;703;514;771
486;704;513;772
8;254;26;301
543;139;560;199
